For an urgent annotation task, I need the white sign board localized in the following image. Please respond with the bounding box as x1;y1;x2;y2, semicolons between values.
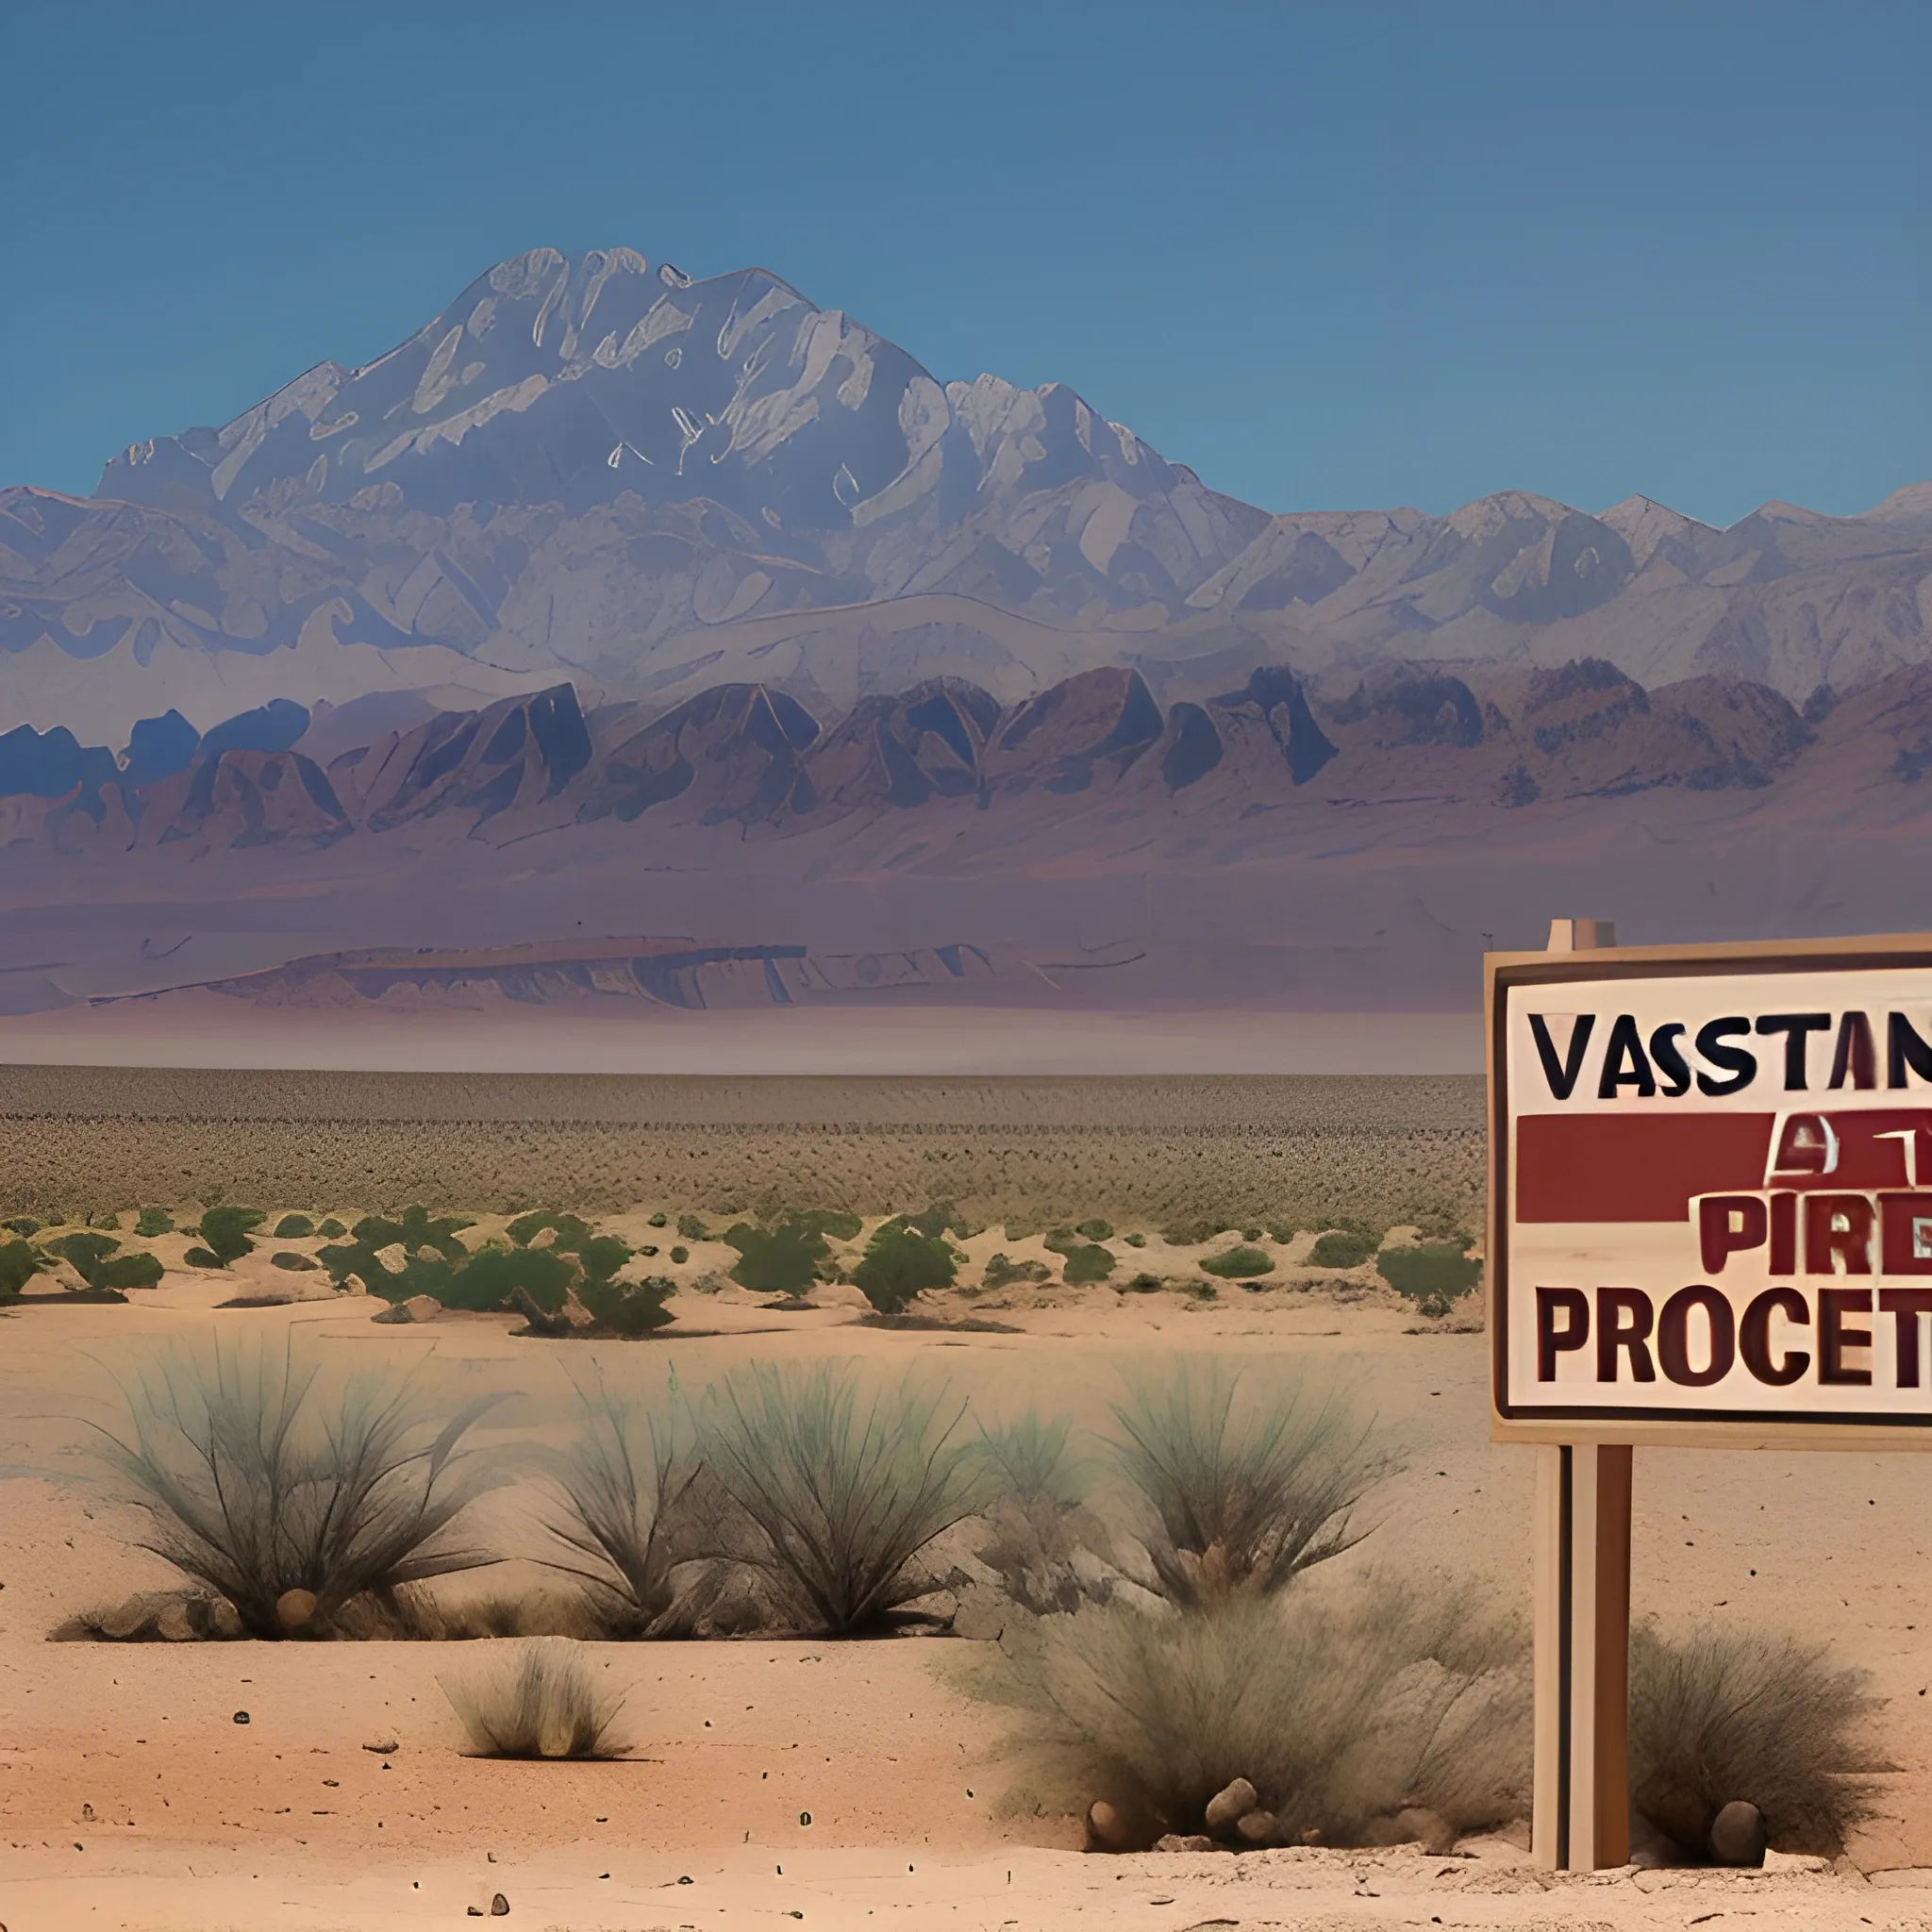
1491;937;1932;1443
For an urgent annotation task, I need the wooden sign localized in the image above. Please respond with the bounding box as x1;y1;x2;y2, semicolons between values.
1490;933;1932;1448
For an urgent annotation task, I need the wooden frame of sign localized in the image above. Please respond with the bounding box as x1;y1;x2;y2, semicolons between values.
1488;924;1932;1875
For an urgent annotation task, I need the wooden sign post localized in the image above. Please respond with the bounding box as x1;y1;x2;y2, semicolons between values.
1489;927;1932;1871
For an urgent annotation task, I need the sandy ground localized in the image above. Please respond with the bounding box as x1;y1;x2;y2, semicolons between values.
7;1268;1932;1926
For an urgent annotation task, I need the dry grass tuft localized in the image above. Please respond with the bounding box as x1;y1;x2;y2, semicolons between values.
1105;1363;1391;1606
960;1571;1528;1847
440;1637;626;1758
1629;1621;1885;1856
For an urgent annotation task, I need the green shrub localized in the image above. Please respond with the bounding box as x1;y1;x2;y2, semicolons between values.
196;1206;266;1267
508;1210;593;1249
1106;1363;1391;1606
854;1223;957;1313
45;1232;123;1281
135;1208;173;1238
973;1410;1083;1509
317;1217;346;1239
959;1575;1528;1848
675;1213;708;1241
723;1221;824;1296
576;1235;631;1284
1074;1219;1114;1241
647;1211;669;1228
1629;1622;1881;1855
2;1216;41;1237
984;1253;1052;1289
272;1253;322;1273
1042;1228;1077;1256
0;1238;47;1298
1377;1243;1481;1316
575;1274;676;1337
272;1214;314;1240
1061;1243;1115;1285
97;1253;164;1290
1123;1232;1147;1249
669;1245;690;1265
1124;1273;1164;1293
896;1202;964;1241
1308;1228;1378;1269
1199;1245;1274;1280
183;1247;225;1270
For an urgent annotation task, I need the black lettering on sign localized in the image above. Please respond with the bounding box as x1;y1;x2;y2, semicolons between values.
1889;1013;1932;1090
1597;1016;1656;1098
1528;1014;1594;1101
1878;1288;1932;1388
1755;1013;1831;1090
1695;1018;1757;1096
1657;1286;1736;1387
1536;1287;1590;1380
1596;1288;1656;1382
1819;1288;1874;1385
1740;1288;1809;1386
1650;1023;1692;1097
1830;1010;1876;1091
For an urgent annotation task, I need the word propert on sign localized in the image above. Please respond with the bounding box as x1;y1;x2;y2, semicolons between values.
1491;937;1932;1441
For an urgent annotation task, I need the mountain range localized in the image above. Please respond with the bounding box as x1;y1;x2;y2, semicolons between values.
3;244;1930;1021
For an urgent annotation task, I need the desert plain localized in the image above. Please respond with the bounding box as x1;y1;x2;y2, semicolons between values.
3;1068;1932;1931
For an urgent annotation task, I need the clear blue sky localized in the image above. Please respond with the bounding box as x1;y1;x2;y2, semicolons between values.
4;1;1926;527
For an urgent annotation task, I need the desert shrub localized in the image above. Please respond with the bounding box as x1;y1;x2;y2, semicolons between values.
1628;1622;1882;1856
273;1214;314;1240
136;1208;173;1237
669;1245;690;1264
3;1215;42;1236
1308;1228;1379;1269
508;1210;593;1248
675;1212;708;1241
541;1387;715;1632
962;1574;1528;1847
1123;1232;1147;1249
897;1201;965;1241
1074;1219;1114;1241
723;1220;824;1295
974;1411;1083;1510
1123;1273;1164;1293
647;1211;669;1228
271;1252;321;1273
1107;1364;1390;1606
437;1246;577;1312
197;1206;266;1266
86;1340;509;1637
854;1223;956;1314
1160;1219;1229;1247
1199;1245;1274;1280
697;1361;984;1633
1041;1228;1076;1256
0;1238;47;1298
983;1253;1052;1290
575;1273;675;1337
441;1637;625;1758
1377;1243;1481;1317
353;1585;605;1641
98;1253;164;1290
1060;1243;1115;1285
971;1419;1118;1621
317;1216;346;1238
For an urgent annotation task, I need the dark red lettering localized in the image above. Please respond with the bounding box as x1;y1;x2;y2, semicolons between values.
1740;1287;1810;1386
1878;1288;1932;1388
1769;1191;1797;1275
1879;1193;1932;1275
1805;1193;1874;1274
1658;1286;1737;1387
1536;1287;1590;1381
1819;1288;1874;1385
1699;1194;1767;1274
1596;1288;1657;1383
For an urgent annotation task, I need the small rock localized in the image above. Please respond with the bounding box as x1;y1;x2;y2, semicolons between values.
209;1598;244;1640
97;1594;159;1641
1085;1800;1136;1851
374;1242;408;1274
156;1601;196;1643
1154;1833;1215;1853
275;1588;317;1633
362;1739;398;1755
490;1895;509;1916
1709;1800;1767;1867
1204;1777;1259;1835
232;1710;250;1724
402;1293;441;1324
468;1912;483;1921
1762;1847;1830;1874
951;1591;1007;1642
1235;1808;1277;1844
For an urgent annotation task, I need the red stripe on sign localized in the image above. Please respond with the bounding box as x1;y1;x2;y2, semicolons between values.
1515;1113;1775;1223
